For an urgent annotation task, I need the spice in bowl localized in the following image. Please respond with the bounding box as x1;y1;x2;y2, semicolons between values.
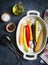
6;23;16;32
1;13;11;22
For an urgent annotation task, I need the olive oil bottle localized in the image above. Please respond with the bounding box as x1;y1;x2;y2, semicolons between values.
12;2;24;15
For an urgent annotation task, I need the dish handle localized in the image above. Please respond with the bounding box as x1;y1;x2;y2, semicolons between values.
23;54;37;60
27;10;40;17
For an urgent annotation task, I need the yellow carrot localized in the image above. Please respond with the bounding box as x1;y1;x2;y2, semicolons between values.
23;27;28;52
35;20;39;42
19;23;24;45
34;29;43;52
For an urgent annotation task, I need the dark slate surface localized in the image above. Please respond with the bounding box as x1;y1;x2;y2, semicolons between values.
0;0;48;65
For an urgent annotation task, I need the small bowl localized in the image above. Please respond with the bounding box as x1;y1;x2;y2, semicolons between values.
6;22;16;32
1;13;11;22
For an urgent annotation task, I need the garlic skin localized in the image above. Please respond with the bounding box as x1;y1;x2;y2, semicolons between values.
44;9;48;37
44;9;48;24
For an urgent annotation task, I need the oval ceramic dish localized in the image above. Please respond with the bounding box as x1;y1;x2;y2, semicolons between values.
16;10;47;60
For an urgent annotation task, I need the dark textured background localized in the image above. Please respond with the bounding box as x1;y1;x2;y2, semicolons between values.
0;0;48;65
